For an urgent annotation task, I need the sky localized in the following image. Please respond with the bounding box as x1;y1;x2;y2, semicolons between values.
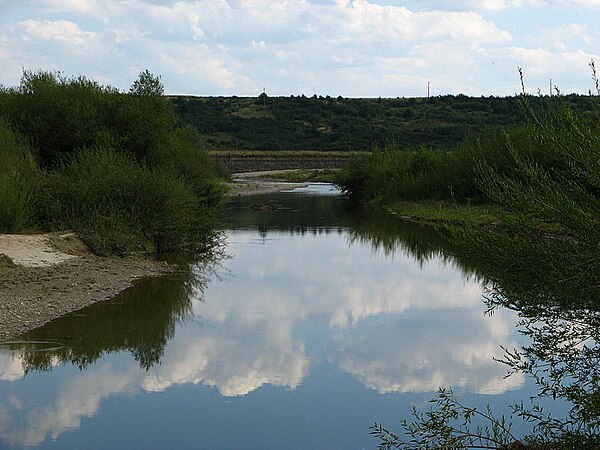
0;0;599;97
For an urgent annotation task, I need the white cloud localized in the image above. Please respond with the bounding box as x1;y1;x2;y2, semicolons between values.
38;0;102;15
189;231;519;395
477;46;597;94
8;0;599;94
528;23;595;52
0;366;140;447
547;0;600;7
15;20;96;46
0;353;24;382
334;309;524;394
331;1;511;43
141;320;309;396
412;0;599;11
468;0;537;10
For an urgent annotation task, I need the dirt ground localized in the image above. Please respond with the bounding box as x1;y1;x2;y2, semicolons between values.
0;233;173;341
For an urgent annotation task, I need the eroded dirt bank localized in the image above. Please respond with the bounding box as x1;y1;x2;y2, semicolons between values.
0;233;172;341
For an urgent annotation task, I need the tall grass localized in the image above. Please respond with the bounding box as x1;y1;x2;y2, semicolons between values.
337;143;483;203
476;99;600;232
0;120;40;232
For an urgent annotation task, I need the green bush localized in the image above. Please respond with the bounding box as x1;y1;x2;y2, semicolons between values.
39;147;203;255
0;69;225;255
0;120;40;232
336;103;596;208
476;100;600;230
0;70;175;167
337;144;481;203
0;71;116;166
148;124;227;205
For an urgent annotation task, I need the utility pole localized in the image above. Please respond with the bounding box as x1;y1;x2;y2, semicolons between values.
550;79;552;96
263;87;266;106
427;81;430;98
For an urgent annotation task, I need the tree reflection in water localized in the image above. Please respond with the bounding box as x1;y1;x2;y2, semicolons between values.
16;254;217;373
475;234;600;446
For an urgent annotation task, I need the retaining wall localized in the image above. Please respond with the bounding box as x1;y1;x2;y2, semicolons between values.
212;155;351;173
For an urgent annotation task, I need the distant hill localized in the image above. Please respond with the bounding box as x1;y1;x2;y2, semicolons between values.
170;94;597;152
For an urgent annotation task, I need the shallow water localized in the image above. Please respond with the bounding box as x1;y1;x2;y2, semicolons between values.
0;184;550;449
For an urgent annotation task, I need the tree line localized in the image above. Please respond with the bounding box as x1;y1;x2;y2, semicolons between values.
171;93;597;151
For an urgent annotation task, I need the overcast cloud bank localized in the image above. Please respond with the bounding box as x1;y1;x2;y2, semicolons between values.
1;0;598;96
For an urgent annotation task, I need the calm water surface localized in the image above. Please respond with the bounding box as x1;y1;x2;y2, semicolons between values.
0;184;545;449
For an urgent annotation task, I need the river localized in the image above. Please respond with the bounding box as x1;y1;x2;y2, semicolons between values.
0;184;560;449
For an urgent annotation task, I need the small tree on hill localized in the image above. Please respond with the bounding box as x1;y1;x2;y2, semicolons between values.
130;70;164;96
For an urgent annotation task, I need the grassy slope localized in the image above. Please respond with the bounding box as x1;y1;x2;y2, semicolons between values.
383;200;500;226
172;94;597;152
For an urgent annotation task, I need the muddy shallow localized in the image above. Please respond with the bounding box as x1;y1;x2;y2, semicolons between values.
227;171;309;196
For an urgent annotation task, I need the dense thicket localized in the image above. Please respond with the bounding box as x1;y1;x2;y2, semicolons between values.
0;70;224;255
171;94;596;151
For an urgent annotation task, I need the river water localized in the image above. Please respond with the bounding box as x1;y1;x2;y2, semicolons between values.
0;184;551;449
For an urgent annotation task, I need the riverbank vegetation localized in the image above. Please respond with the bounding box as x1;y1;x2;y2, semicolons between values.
354;67;600;448
0;70;225;255
337;85;600;228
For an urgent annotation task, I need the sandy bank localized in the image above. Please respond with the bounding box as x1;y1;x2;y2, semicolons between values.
0;233;172;341
227;170;309;196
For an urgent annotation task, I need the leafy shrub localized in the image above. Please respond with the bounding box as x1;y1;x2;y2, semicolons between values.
0;120;40;232
39;147;203;255
336;100;599;208
0;69;225;255
337;144;481;204
0;70;175;167
148;124;227;204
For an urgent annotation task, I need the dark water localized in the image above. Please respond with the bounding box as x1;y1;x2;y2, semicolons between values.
0;184;556;449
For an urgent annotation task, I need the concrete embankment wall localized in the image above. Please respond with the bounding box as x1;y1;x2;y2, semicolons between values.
212;154;351;173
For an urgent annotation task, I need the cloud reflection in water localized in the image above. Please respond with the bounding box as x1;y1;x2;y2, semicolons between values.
0;226;523;447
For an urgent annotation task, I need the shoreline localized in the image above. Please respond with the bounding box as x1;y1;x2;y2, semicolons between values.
0;254;173;342
0;233;174;342
0;172;318;342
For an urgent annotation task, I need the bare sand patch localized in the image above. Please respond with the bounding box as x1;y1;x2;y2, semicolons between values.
0;232;87;268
